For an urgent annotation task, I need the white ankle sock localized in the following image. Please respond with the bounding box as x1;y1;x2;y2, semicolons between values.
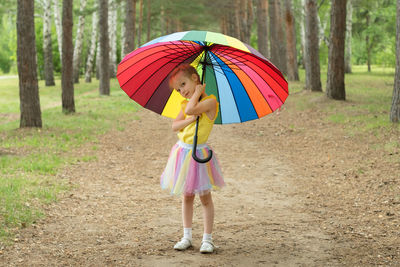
202;233;212;242
184;228;192;240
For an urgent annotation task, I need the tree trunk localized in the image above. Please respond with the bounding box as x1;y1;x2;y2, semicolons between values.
52;0;63;59
284;0;299;81
234;0;241;39
73;0;88;84
366;11;371;72
120;1;126;59
326;0;346;100
17;0;42;128
99;0;110;95
85;11;98;83
123;0;136;57
43;0;55;86
108;0;117;77
300;0;306;69
225;0;239;38
62;0;75;113
390;0;400;122
305;0;322;91
146;0;151;42
96;38;100;79
269;0;287;75
138;0;143;46
239;0;253;44
345;0;352;73
256;0;269;58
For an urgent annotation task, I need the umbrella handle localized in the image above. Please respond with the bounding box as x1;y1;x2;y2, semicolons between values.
192;116;213;163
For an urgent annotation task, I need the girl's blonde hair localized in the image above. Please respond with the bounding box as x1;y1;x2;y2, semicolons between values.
168;64;200;90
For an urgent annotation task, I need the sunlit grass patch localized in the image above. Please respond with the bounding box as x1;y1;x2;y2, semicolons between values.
0;174;69;243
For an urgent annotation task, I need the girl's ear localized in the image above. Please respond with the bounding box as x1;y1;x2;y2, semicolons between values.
191;73;199;82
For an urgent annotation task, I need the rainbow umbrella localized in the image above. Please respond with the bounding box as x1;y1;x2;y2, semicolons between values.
117;30;288;162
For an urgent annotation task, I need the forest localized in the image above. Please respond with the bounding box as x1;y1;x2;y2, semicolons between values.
0;0;396;76
3;0;400;125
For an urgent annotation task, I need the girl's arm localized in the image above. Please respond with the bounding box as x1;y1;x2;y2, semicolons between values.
172;110;197;132
185;84;217;118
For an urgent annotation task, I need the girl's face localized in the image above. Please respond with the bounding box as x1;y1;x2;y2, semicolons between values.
171;72;199;99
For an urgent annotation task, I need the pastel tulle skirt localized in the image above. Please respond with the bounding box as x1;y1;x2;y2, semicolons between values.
160;141;225;196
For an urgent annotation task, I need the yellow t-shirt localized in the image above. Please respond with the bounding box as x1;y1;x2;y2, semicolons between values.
177;95;219;145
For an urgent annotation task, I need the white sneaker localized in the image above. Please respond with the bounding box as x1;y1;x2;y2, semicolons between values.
199;240;214;254
174;238;192;251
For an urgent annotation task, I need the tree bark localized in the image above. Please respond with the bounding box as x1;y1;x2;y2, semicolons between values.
96;38;100;79
85;11;98;83
239;0;253;44
73;0;88;83
256;0;269;58
146;0;151;42
345;0;352;73
52;0;63;59
305;0;322;91
62;0;75;113
269;0;287;75
108;0;117;77
284;0;299;81
326;0;347;100
299;0;306;69
17;0;42;128
390;0;400;122
225;0;239;38
138;0;143;46
99;0;110;95
43;0;55;86
123;0;136;57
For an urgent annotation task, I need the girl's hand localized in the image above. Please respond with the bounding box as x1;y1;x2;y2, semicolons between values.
188;115;198;123
195;83;206;96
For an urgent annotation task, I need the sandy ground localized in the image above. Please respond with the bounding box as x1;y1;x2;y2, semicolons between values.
1;91;399;266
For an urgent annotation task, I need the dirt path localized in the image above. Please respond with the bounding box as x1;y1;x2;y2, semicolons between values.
1;94;399;266
0;107;339;266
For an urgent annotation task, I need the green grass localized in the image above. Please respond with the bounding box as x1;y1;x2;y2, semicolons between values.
0;77;140;243
289;66;397;126
287;65;399;152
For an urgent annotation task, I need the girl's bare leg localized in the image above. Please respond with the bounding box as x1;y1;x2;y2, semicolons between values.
199;192;214;234
182;194;195;228
174;194;195;250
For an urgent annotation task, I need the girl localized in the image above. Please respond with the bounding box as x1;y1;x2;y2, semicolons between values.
160;64;225;254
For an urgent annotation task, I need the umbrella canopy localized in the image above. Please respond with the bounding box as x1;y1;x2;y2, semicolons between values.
117;30;288;125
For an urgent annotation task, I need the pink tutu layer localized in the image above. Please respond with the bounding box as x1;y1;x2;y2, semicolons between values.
160;141;225;196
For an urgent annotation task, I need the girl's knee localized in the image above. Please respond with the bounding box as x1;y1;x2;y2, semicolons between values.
183;194;195;203
199;193;213;206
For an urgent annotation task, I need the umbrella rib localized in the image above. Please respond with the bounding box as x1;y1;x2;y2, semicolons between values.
118;43;201;80
214;45;288;92
132;48;204;101
213;46;287;104
213;51;275;114
208;52;243;123
204;52;223;123
214;51;271;118
144;53;202;112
